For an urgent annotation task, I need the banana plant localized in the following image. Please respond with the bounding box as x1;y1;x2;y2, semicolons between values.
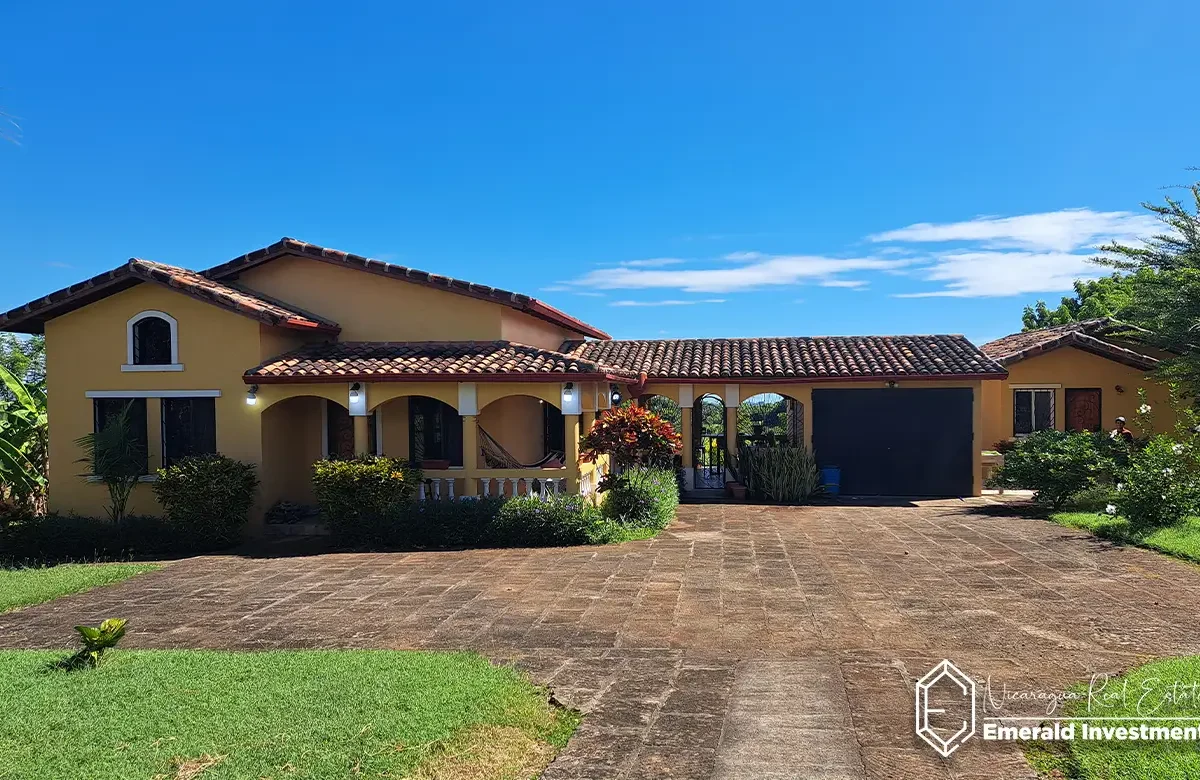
0;362;48;504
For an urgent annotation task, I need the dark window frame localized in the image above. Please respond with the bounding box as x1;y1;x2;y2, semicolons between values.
92;397;149;475
408;397;463;466
1013;388;1055;436
131;315;174;366
161;397;217;468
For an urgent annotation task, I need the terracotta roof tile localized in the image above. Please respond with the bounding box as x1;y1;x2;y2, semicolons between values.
981;319;1158;370
205;238;611;340
245;341;637;383
563;335;1005;380
0;258;340;334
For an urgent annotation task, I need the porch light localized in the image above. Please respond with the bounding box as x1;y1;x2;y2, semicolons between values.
885;380;898;389
349;382;361;401
246;385;259;405
610;384;622;404
562;382;574;403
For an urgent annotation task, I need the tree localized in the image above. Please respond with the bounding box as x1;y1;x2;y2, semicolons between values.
1021;274;1139;331
0;334;45;402
0;362;47;511
1095;182;1200;393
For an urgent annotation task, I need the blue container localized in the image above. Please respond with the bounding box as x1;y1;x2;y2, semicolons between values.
820;466;841;496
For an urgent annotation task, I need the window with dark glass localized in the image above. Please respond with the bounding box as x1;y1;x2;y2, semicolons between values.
324;401;377;458
92;398;149;474
543;402;565;455
408;397;463;465
1013;389;1054;435
161;398;216;467
132;316;173;365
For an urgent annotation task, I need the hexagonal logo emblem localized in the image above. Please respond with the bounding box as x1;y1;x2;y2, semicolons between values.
915;659;976;757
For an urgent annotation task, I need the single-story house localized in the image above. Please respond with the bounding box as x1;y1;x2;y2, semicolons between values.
1;238;1010;525
979;318;1178;446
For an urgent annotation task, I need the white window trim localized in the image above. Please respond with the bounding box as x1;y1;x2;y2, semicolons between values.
86;390;221;398
1013;388;1056;437
125;310;181;371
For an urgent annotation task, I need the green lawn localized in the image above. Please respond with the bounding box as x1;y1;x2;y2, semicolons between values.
0;562;161;613
0;650;578;779
1024;656;1200;779
1050;512;1200;563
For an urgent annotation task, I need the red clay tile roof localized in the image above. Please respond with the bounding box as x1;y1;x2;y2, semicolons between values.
0;258;340;335
204;237;611;340
981;319;1158;371
562;335;1006;381
245;341;638;383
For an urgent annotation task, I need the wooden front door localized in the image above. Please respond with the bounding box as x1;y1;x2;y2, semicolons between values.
1065;389;1102;432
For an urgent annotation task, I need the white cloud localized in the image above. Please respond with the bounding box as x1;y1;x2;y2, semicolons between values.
618;258;685;268
539;285;569;292
572;291;605;297
869;208;1159;253
894;251;1107;298
819;279;869;289
573;254;907;293
609;299;727;307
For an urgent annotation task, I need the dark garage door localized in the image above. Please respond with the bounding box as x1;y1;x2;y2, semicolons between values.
812;388;973;497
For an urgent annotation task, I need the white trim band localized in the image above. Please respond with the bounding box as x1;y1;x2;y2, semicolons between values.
121;364;185;373
85;390;222;398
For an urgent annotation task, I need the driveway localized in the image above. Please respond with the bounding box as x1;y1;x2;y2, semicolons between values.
5;500;1200;779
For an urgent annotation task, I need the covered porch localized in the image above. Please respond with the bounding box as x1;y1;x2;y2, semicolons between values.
243;340;630;510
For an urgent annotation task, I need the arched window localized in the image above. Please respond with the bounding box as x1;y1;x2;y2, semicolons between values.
124;311;180;371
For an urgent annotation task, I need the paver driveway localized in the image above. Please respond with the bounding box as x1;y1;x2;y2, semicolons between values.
5;500;1200;779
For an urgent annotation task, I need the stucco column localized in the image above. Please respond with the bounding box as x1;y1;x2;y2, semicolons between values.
462;414;479;497
725;406;738;458
582;410;596;436
564;414;581;494
353;415;370;455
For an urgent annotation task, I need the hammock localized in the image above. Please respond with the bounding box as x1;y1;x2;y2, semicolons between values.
478;426;563;469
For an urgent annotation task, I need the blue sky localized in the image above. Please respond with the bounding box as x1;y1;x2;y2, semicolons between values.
1;1;1196;345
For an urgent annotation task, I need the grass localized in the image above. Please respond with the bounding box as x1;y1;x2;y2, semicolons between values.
1049;512;1200;564
1024;656;1200;779
0;649;579;780
0;562;161;613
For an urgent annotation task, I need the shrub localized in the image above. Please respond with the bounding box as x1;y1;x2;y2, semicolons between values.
738;445;821;504
580;405;682;472
1113;435;1200;528
153;454;259;549
600;467;679;530
494;494;609;546
0;513;183;565
386;496;506;548
992;430;1108;509
312;456;422;537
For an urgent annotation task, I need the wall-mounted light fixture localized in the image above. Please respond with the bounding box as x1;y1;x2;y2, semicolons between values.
562;382;574;403
246;384;259;405
885;380;899;389
1115;385;1126;394
610;384;623;404
349;382;362;401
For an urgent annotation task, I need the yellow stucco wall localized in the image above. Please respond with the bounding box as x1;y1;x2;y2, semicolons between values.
479;395;547;465
260;395;324;507
44;283;268;517
980;346;1178;446
233;255;506;342
500;308;574;350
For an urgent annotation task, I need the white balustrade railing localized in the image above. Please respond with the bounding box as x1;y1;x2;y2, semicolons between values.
420;476;566;502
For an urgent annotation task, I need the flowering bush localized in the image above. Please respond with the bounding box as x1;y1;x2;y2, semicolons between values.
580;405;682;472
991;430;1109;508
312;456;422;539
1113;435;1200;528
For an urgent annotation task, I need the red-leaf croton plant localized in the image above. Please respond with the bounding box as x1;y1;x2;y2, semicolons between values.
579;405;682;472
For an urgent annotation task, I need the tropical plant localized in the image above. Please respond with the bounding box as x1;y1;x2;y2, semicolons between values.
579;405;682;478
1020;273;1140;330
0;362;48;511
59;618;128;670
74;402;145;522
990;430;1109;509
738;445;821;504
153;454;259;548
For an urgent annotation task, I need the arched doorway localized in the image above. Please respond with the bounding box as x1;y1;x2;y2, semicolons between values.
693;393;726;488
372;394;462;468
477;394;565;468
737;392;804;448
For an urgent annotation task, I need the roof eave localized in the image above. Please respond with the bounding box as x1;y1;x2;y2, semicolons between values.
244;371;634;385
